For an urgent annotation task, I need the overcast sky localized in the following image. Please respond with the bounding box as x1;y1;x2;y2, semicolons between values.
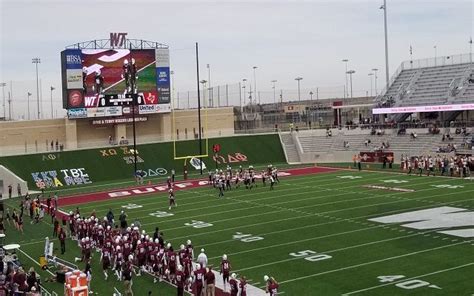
0;0;473;118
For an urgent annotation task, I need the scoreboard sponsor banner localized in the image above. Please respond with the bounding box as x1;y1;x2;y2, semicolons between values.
138;104;171;114
61;47;171;113
67;108;87;119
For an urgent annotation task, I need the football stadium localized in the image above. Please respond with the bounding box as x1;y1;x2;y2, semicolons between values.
0;1;473;296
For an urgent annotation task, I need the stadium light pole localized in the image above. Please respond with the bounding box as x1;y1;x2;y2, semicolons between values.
271;80;277;104
469;37;473;64
207;64;212;107
0;82;5;119
50;86;55;119
200;80;207;108
32;58;41;119
346;70;355;98
196;42;203;175
434;45;437;66
252;66;258;104
342;59;349;98
242;79;247;108
379;1;390;90
295;77;303;102
368;73;374;97
27;92;32;120
372;68;379;95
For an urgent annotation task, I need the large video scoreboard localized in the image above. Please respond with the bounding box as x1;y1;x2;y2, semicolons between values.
61;48;171;119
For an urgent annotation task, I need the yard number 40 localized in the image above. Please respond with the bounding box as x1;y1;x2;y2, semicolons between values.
289;250;332;262
377;275;441;290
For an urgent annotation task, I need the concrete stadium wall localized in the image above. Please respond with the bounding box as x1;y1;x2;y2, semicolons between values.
0;107;235;156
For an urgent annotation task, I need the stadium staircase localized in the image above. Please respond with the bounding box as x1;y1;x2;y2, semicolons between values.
279;132;301;164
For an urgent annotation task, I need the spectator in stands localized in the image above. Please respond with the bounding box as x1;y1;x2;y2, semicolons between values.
410;132;417;139
326;128;332;137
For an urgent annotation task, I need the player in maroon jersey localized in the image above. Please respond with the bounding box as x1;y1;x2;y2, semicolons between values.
229;273;239;296
182;254;192;290
167;246;178;281
239;275;247;296
220;254;231;292
178;244;187;265
193;263;206;296
167;176;173;189
136;240;147;276
176;265;186;296
148;245;160;283
186;239;194;260
169;189;177;210
114;245;124;281
264;275;279;296
74;238;86;263
100;245;112;280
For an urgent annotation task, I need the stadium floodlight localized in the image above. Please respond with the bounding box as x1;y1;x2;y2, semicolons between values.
27;92;32;120
295;77;303;102
50;86;55;119
379;0;390;91
0;82;6;119
342;59;349;98
271;80;277;104
32;57;41;120
346;70;356;98
368;73;374;97
372;68;379;95
253;66;258;104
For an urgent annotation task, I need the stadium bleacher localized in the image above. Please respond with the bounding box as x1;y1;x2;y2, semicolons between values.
377;54;473;110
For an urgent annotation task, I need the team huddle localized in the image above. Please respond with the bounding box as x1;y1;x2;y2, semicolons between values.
209;164;281;197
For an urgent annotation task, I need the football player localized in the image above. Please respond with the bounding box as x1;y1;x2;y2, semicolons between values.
100;243;112;280
229;273;239;296
122;59;131;94
176;265;186;296
169;189;177;210
264;275;279;296
94;70;104;95
239;275;247;296
220;254;231;292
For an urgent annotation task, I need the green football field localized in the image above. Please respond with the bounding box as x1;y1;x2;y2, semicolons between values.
4;167;474;295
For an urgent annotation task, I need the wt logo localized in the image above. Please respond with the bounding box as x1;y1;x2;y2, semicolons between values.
110;32;128;47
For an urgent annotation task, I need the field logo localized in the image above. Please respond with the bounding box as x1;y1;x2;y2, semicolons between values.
32;168;92;189
190;157;206;170
369;206;474;238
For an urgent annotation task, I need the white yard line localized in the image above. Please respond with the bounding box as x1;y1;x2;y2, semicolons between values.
341;262;474;295
70;171;384;212
233;228;443;272
275;241;469;286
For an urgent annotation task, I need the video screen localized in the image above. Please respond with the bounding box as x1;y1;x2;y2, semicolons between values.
61;48;170;116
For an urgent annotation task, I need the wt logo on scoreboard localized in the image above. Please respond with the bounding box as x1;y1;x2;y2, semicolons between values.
110;32;128;47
